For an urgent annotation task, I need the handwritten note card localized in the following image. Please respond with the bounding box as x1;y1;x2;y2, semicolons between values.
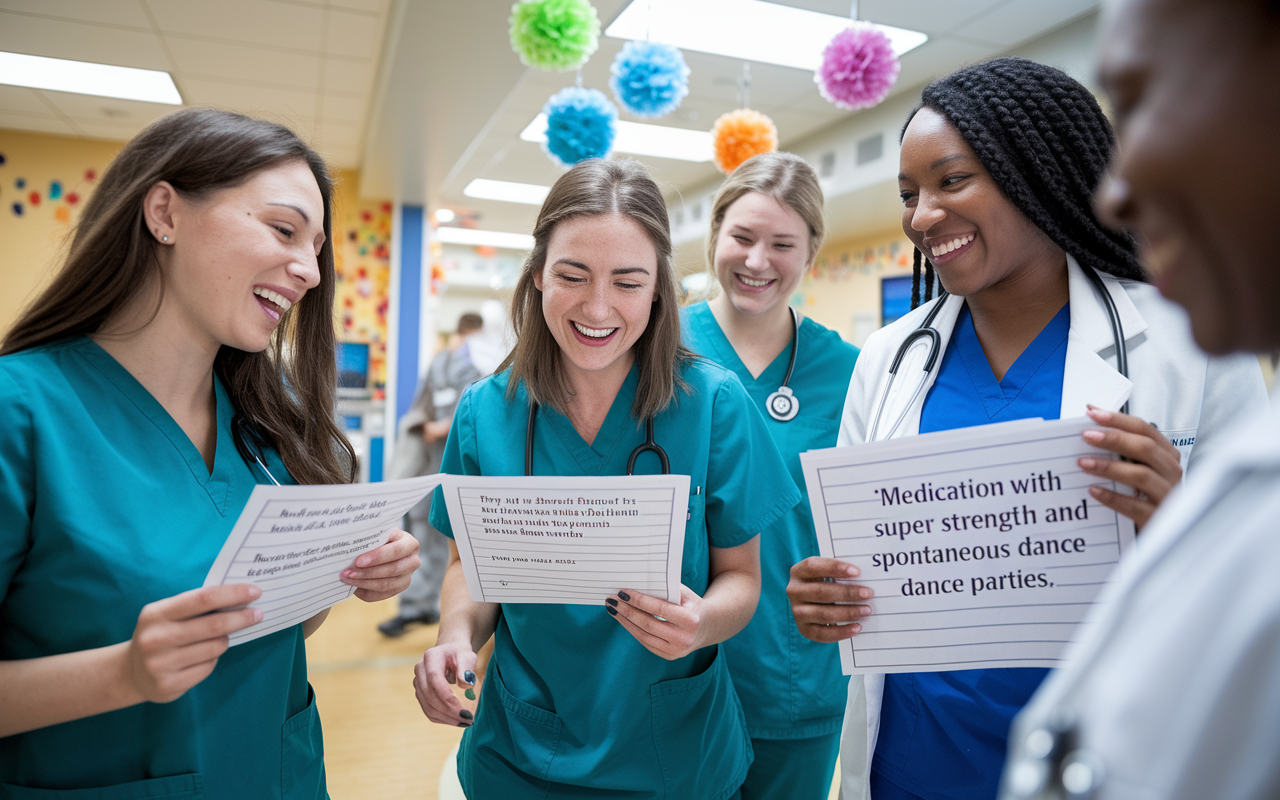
802;418;1136;674
441;475;691;604
203;474;444;645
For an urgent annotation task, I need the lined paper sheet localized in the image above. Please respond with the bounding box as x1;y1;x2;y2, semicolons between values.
802;417;1136;674
441;475;690;604
203;474;444;645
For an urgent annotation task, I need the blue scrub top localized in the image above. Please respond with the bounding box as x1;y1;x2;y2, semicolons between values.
429;359;800;799
872;303;1069;800
0;338;324;800
681;301;859;739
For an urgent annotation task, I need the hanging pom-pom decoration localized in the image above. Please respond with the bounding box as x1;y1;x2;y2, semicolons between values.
542;87;618;167
609;40;690;118
711;109;778;174
509;0;601;72
814;23;900;110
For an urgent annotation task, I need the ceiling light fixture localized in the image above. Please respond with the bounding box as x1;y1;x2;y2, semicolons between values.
0;51;182;104
434;208;457;223
605;0;928;71
521;114;712;162
464;178;551;206
434;226;535;251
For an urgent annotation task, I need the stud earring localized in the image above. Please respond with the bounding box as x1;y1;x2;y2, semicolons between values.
162;235;169;242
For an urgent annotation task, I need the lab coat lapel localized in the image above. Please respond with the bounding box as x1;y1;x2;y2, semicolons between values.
1060;254;1147;419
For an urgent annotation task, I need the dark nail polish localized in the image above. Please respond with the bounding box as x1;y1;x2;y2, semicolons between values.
618;591;631;601
463;670;476;685
457;721;470;728
606;605;618;616
605;597;618;607
465;688;476;701
459;709;473;720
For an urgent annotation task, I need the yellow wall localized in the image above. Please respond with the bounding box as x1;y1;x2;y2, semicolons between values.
796;228;916;346
0;130;121;336
331;168;392;389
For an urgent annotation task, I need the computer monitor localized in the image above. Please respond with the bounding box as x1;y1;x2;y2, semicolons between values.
336;342;370;390
881;274;940;326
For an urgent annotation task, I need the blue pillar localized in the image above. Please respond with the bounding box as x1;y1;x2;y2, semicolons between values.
395;204;424;426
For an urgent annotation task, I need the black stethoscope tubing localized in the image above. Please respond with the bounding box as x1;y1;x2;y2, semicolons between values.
870;264;1130;442
764;306;801;422
526;403;670;476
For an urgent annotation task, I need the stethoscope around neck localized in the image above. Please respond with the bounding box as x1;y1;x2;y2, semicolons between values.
866;264;1130;444
525;403;670;476
764;307;802;422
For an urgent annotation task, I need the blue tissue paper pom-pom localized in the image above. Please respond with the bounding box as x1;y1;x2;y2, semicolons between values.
543;87;618;167
609;41;690;118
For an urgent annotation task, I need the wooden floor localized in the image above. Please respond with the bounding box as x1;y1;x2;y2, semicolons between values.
308;597;839;800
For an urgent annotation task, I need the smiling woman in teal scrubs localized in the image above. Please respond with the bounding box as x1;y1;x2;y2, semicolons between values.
0;108;420;798
682;153;858;800
412;158;799;799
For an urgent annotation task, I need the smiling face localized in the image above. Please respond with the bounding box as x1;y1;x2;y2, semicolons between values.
1096;0;1280;353
533;213;658;390
712;191;811;317
159;159;325;354
898;108;1064;299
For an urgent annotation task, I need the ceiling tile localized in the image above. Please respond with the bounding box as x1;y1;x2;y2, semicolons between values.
323;0;387;14
0;11;170;70
69;117;162;140
147;0;324;53
168;38;322;89
860;0;1011;36
178;76;317;124
40;89;175;129
0;85;52;115
317;92;365;123
0;0;152;28
324;8;382;59
0;110;77;136
951;0;1098;46
321;59;374;95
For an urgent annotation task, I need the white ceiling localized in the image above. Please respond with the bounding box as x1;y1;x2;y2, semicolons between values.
0;0;392;167
0;0;1099;221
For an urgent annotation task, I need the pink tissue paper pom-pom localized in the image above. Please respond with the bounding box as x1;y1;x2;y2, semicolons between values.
815;23;901;111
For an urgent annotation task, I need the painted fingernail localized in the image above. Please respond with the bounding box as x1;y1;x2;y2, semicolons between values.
617;591;631;601
1083;430;1104;443
252;608;264;622
859;589;872;600
459;709;473;720
1089;486;1105;498
605;597;619;607
463;670;476;685
340;569;355;579
1079;457;1097;469
606;605;618;616
457;721;470;728
845;564;859;577
465;688;476;700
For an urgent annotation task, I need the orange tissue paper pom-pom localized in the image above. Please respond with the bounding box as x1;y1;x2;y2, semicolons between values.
711;109;778;174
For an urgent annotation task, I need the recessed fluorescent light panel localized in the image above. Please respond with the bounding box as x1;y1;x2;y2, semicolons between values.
435;226;535;251
464;179;551;206
0;51;182;104
606;0;928;71
521;115;713;163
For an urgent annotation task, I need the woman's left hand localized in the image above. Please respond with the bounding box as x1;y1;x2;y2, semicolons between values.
607;585;705;661
340;529;421;602
1078;405;1183;529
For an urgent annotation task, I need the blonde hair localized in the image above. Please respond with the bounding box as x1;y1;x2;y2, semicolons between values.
705;152;826;274
500;159;693;420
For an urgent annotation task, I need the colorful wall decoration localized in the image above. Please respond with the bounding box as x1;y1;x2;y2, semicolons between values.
788;229;915;346
333;174;392;390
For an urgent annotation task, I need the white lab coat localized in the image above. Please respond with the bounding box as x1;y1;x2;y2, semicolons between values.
834;255;1269;800
998;390;1280;800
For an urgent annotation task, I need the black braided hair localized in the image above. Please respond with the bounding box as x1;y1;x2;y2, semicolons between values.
902;57;1145;310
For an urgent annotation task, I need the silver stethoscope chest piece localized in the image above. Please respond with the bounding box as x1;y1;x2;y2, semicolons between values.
766;307;801;423
766;386;799;421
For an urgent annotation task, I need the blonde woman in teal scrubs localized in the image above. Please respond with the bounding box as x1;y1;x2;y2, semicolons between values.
682;152;859;800
413;158;800;799
0;108;420;798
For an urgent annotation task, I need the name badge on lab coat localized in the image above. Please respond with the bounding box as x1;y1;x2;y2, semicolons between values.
1160;427;1197;470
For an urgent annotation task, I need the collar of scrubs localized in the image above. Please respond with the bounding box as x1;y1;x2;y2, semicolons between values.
685;301;804;390
77;337;240;513
537;360;642;474
949;301;1070;421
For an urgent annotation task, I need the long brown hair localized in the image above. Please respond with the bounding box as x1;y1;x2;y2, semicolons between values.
706;152;826;273
500;158;693;420
1;107;355;485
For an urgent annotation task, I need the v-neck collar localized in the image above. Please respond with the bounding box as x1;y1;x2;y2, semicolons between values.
540;362;641;475
955;302;1070;419
687;301;796;389
74;338;236;515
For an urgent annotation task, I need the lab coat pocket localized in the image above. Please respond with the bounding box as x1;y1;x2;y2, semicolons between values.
649;645;751;800
0;774;203;799
465;660;562;787
280;685;326;800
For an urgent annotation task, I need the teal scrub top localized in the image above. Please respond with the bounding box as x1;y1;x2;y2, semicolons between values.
0;338;325;800
429;358;801;799
682;302;860;739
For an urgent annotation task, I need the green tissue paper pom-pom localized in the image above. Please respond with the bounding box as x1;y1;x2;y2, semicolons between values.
509;0;601;72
